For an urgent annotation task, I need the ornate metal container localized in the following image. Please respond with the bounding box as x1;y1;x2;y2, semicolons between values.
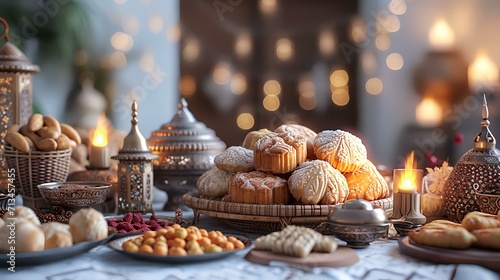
443;95;500;222
147;98;226;210
112;101;158;214
0;18;39;190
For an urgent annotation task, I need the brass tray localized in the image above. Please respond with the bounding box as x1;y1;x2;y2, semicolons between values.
182;192;393;234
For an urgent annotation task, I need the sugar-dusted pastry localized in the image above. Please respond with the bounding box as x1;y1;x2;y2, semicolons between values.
462;211;500;231
313;130;367;173
2;205;41;225
69;208;108;243
0;218;44;253
275;124;317;159
408;227;476;249
276;132;307;165
40;222;73;249
254;132;306;174
254;225;337;257
242;128;270;150
288;160;349;205
228;171;289;204
215;146;254;173
471;227;500;250
344;160;389;201
197;167;235;198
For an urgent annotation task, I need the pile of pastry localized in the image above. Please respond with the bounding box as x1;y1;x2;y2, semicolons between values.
197;124;390;205
409;211;500;250
254;225;337;258
0;206;108;252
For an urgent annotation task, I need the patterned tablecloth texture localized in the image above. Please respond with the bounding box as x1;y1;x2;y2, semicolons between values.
1;210;499;280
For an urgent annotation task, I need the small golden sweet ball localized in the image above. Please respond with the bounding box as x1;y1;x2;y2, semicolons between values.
313;129;367;173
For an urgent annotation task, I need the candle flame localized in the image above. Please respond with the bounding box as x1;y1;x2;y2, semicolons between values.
416;97;443;127
468;51;499;89
399;151;417;193
91;114;108;147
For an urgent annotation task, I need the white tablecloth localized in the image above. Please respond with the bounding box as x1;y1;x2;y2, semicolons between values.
1;210;499;280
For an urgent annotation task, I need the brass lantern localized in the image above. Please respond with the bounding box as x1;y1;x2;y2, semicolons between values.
111;101;158;214
443;95;500;222
0;18;39;186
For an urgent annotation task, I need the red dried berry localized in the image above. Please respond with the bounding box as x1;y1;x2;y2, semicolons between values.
133;223;143;230
150;213;158;221
108;221;119;228
116;222;127;230
132;213;143;223
125;223;135;232
117;229;127;233
123;212;133;223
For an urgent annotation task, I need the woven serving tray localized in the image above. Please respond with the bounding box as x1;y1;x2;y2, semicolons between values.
183;192;393;234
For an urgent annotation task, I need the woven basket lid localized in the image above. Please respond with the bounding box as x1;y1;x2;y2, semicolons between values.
147;98;226;169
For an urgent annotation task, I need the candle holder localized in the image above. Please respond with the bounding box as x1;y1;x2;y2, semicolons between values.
111;101;158;214
390;168;426;225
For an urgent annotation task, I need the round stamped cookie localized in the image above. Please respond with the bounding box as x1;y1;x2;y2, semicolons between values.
313;129;367;173
215;146;255;172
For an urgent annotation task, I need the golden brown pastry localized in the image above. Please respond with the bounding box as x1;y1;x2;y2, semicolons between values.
227;171;289;204
288;160;349;205
254;132;306;174
462;211;500;231
0;218;45;253
313;130;367;173
344;160;389;201
471;228;500;250
40;222;73;249
242;128;270;150
197;167;235;198
69;208;108;243
275;124;317;160
214;146;254;172
408;227;476;249
423;220;462;229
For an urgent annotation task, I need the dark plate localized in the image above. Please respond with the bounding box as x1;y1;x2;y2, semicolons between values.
105;213;190;239
108;235;251;264
399;236;500;271
0;235;113;266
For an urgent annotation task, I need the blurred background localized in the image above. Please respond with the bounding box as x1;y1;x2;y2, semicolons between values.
1;0;499;169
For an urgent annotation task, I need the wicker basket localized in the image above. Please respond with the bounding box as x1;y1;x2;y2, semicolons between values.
183;192;393;234
4;145;72;209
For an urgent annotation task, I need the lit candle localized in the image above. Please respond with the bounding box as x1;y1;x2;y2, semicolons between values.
394;151;423;194
468;51;499;91
89;114;110;169
428;19;455;51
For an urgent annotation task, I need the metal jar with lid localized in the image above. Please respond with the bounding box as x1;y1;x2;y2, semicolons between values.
147;99;226;210
327;197;389;248
443;95;500;222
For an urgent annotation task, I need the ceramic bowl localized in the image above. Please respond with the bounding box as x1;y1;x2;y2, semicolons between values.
326;222;389;248
475;193;500;216
37;181;112;211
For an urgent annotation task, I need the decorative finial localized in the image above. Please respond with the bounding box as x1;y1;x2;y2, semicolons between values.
474;94;496;149
179;98;188;109
131;100;138;125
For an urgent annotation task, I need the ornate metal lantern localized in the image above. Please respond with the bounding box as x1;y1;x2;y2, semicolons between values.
443;95;500;222
147;99;226;210
112;101;158;214
0;18;39;187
